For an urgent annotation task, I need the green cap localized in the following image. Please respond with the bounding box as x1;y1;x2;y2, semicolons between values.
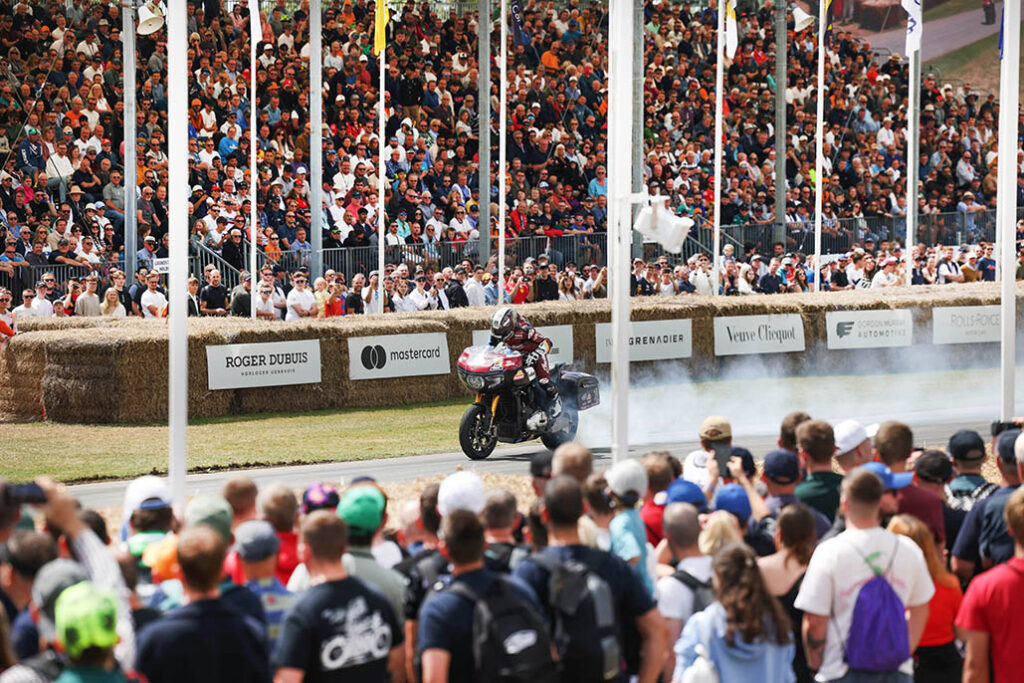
55;581;118;659
185;495;233;543
337;486;385;535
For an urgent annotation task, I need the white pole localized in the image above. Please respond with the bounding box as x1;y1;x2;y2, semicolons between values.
498;0;507;299
609;0;632;462
310;0;323;279
712;0;724;294
997;0;1019;421
378;38;386;306
905;50;919;285
167;0;188;506
813;2;825;292
249;0;260;317
122;7;137;279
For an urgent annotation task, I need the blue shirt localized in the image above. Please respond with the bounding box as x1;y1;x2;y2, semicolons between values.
245;577;297;653
673;602;795;683
610;508;654;595
952;484;1019;568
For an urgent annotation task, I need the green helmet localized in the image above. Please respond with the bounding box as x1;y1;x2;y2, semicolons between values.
55;581;118;659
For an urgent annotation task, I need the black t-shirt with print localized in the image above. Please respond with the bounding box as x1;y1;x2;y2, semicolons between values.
274;576;403;682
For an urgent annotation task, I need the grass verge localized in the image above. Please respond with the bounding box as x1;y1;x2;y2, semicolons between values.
3;399;468;483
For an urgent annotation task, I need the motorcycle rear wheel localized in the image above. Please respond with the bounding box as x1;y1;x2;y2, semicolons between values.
460;403;498;460
541;406;579;451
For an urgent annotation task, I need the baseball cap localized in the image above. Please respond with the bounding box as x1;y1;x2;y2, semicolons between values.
337;486;386;535
437;471;485;516
31;560;88;642
712;484;751;523
834;420;869;456
606;459;649;505
184;495;233;543
861;462;912;490
948;429;985;461
121;475;172;527
234;520;280;562
763;449;800;484
699;416;731;441
55;581;119;659
302;482;340;515
913;450;954;484
530;451;553;479
999;428;1021;464
665;479;707;510
731;446;757;478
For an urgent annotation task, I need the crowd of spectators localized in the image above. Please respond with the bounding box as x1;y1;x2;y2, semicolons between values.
0;0;1019;316
2;414;1024;682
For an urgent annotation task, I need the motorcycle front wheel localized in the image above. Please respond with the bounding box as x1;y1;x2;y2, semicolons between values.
459;403;498;460
541;406;579;451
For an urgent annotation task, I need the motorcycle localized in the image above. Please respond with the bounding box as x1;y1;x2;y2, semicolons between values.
456;344;601;460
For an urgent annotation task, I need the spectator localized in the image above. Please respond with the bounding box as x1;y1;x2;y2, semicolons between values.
946;428;998;512
833;420;875;474
273;511;404;682
875;421;945;549
605;459;654;595
512;475;667;683
233;520;296;653
795;468;934;682
887;514;963;683
794;420;841;523
135;525;271;683
911;449;967;556
480;488;530;573
638;452;675;546
673;543;795;682
682;416;732;496
955;487;1024;683
256;485;299;587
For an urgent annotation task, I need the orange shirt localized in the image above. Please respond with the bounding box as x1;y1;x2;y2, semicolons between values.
919;578;962;647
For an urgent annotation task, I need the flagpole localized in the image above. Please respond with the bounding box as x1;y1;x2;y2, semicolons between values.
497;0;507;300
167;0;188;506
377;41;386;312
609;0;632;462
905;49;919;285
310;0;323;280
813;0;825;292
712;0;725;294
376;1;387;310
997;0;1019;420
249;0;260;316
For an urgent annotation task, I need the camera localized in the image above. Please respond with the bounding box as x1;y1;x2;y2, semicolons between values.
0;482;47;507
991;420;1018;437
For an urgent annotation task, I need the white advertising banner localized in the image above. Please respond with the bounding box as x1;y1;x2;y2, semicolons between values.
206;339;321;390
348;333;451;380
932;306;1001;345
471;325;574;364
714;314;805;356
594;319;693;363
826;309;914;349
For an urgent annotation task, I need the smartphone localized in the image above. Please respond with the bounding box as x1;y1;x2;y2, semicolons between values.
991;420;1017;437
711;441;733;479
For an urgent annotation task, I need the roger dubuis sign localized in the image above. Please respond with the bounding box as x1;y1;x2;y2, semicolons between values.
206;339;321;390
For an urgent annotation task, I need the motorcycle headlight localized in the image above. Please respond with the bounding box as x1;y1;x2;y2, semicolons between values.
466;375;485;390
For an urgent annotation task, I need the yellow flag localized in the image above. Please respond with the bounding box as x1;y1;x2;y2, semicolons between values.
374;0;389;56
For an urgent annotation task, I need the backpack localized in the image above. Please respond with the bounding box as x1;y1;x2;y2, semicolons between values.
841;537;910;673
484;543;531;573
946;481;998;512
672;568;715;616
530;553;623;681
447;577;559;683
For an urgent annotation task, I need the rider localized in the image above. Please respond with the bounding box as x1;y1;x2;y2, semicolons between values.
488;306;562;429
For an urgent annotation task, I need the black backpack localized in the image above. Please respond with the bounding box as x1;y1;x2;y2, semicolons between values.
530;553;623;681
447;577;559;683
484;542;532;573
671;568;715;616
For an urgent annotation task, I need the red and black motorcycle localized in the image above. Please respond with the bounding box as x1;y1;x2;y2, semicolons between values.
456;344;600;460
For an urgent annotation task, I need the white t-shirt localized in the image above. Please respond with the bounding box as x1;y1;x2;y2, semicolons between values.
255;295;276;318
937;261;961;284
11;304;38;323
793;526;935;681
140;289;167;318
870;270;898;288
656;555;714;624
29;297;54;317
285;287;315;321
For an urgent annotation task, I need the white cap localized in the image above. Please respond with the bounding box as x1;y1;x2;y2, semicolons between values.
834;419;869;456
606;459;649;503
437;471;485;516
1014;432;1024;464
121;475;172;526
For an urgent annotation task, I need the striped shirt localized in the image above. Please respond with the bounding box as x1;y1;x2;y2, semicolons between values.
244;577;296;652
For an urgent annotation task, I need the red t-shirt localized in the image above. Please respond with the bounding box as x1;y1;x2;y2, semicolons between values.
919;578;962;647
955;557;1024;680
639;499;664;546
275;531;299;585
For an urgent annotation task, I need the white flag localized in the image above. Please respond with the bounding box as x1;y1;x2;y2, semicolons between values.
901;0;922;54
725;0;739;59
633;203;693;254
